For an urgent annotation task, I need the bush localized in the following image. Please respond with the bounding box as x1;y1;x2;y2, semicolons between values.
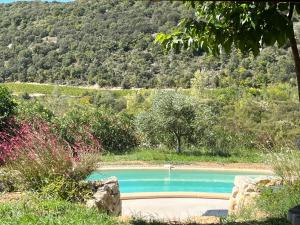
267;148;300;184
0;168;23;192
16;100;54;123
57;108;137;154
41;176;93;202
91;110;138;153
0;120;26;165
90;92;127;112
0;86;16;130
256;182;300;218
6;121;100;191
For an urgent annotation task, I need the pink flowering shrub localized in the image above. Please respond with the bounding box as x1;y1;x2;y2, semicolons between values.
0;120;29;165
0;120;101;190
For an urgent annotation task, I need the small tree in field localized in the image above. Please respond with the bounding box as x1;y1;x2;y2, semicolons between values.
136;91;196;153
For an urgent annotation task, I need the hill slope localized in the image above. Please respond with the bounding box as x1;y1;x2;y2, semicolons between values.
0;0;202;87
0;0;297;88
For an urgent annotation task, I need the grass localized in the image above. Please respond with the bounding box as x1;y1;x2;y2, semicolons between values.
0;82;152;97
0;197;122;225
102;148;263;165
0;195;291;225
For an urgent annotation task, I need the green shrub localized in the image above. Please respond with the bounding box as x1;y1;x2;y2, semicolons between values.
91;110;138;153
0;168;23;192
41;176;93;202
90;92;127;112
256;182;300;218
0;86;16;129
55;107;93;147
58;108;137;154
16;100;54;123
267;149;300;184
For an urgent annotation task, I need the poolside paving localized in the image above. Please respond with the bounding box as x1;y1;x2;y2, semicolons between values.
122;198;229;221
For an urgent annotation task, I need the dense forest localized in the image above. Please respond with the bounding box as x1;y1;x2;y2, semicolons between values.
0;0;298;88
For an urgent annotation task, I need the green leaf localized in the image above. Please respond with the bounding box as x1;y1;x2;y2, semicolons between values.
278;3;289;12
295;4;300;14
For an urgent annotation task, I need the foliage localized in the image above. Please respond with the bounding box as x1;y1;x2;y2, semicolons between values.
0;196;124;225
16;100;54;123
5;121;100;191
2;82;299;162
136;91;197;153
191;70;220;91
102;147;262;164
0;195;291;225
0;120;26;165
41;176;93;203
1;83;96;96
90;92;127;112
57;107;138;154
155;2;297;56
0;168;23;192
156;2;300;101
267;148;300;184
256;182;300;218
0;86;16;129
0;0;197;88
90;109;138;153
0;1;299;89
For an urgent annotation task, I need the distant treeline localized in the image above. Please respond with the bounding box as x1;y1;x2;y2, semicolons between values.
0;0;297;88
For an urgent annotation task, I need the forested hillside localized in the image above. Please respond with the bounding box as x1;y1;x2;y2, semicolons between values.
0;0;297;88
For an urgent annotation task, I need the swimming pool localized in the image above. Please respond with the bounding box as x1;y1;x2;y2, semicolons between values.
87;169;270;194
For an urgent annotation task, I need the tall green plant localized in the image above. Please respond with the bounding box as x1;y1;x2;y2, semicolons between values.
0;87;16;129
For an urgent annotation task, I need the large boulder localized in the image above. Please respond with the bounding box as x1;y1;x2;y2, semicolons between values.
229;176;282;216
85;176;121;216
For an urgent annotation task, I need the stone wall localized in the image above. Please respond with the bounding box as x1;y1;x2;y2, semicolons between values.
85;176;122;216
229;176;282;216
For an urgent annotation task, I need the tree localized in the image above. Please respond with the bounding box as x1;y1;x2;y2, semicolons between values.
155;2;300;101
136;91;197;153
0;87;17;130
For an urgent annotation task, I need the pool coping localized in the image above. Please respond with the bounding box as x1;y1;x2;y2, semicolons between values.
121;192;231;200
96;165;274;174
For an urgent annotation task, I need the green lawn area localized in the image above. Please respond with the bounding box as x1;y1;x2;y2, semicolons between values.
0;196;290;225
102;148;263;165
0;82;140;97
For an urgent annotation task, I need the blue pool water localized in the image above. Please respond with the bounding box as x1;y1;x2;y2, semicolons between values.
0;0;73;3
87;169;267;194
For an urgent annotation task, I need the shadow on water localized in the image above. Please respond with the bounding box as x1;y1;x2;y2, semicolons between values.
130;217;291;225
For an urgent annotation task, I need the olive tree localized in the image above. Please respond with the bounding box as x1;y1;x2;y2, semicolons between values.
136;91;197;153
155;2;300;101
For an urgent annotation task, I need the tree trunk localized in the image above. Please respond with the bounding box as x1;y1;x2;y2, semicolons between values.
289;30;300;102
175;134;181;153
288;3;300;102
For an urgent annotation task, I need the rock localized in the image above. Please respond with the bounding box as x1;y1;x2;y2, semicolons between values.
86;199;97;208
288;205;300;225
85;176;121;216
231;186;239;198
229;175;282;216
